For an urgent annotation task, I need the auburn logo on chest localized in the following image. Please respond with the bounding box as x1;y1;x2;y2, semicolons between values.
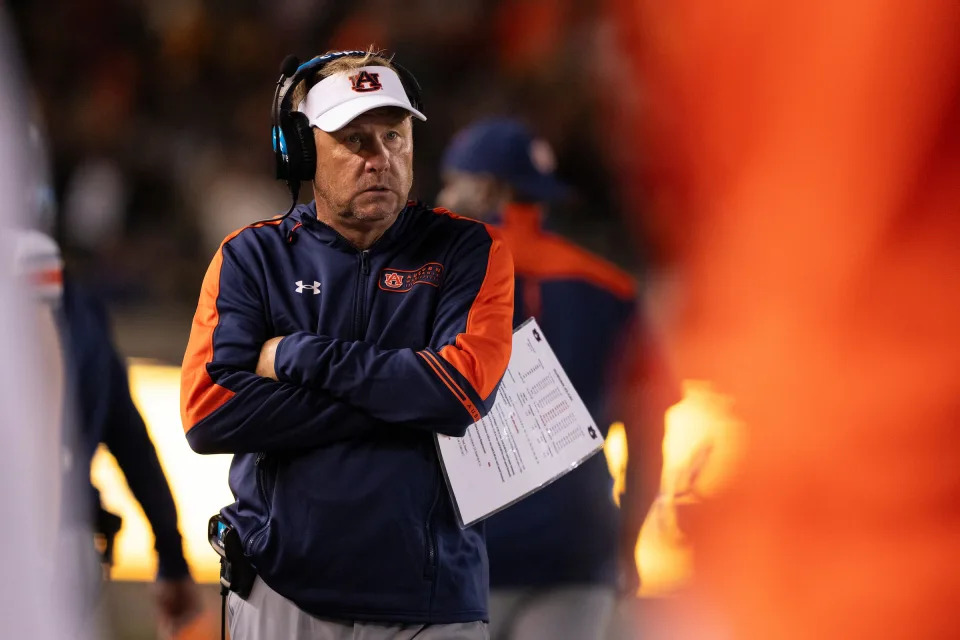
379;263;444;292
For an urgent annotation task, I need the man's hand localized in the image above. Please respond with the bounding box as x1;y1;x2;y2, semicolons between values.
155;576;201;635
257;336;284;380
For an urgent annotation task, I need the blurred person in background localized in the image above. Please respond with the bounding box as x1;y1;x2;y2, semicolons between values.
14;124;63;400
181;49;513;639
25;115;201;634
11;226;66;500
13;206;110;638
60;278;202;633
437;118;678;640
0;6;87;637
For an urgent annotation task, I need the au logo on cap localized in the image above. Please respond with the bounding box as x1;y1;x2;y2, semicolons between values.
349;71;382;93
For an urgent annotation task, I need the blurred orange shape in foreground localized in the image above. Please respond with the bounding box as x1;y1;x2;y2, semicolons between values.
607;0;960;637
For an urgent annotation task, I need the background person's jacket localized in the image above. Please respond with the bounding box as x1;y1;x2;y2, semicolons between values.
62;278;190;579
180;201;514;623
484;203;679;587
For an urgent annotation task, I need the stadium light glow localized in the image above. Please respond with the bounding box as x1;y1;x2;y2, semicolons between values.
93;363;740;597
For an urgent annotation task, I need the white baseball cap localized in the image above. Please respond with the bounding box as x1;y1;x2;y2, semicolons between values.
297;65;427;132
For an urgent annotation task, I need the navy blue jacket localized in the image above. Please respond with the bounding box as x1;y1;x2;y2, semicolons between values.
62;280;189;579
180;201;514;623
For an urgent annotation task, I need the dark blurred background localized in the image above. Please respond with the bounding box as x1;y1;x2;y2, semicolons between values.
8;1;960;639
9;0;647;364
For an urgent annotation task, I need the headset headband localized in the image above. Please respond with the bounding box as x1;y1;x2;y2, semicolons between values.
278;51;423;118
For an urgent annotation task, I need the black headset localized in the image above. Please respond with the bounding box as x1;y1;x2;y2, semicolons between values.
272;51;424;207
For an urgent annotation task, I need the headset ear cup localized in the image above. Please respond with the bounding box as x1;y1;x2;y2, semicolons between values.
277;110;315;183
276;110;296;181
288;111;316;181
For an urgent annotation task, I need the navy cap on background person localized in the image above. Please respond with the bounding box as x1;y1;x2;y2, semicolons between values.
441;118;567;203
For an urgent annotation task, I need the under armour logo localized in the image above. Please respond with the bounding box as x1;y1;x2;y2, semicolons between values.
295;280;321;295
587;426;598;439
532;328;542;342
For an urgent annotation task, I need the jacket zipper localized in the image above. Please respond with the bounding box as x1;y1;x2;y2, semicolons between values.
246;452;273;551
353;250;370;339
423;465;441;578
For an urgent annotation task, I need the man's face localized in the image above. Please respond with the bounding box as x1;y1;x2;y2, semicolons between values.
436;171;504;220
312;107;414;224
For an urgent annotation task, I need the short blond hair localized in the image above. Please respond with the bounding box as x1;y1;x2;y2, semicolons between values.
291;48;396;109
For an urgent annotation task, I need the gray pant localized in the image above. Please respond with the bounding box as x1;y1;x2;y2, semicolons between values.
228;577;489;640
488;586;616;640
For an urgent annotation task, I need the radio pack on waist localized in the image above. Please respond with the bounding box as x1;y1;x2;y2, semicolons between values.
208;514;256;598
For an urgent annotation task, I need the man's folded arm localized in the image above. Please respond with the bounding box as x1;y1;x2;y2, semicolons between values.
274;226;515;436
180;239;383;454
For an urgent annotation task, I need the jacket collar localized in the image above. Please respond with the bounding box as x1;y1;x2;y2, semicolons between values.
295;200;415;253
499;202;545;237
